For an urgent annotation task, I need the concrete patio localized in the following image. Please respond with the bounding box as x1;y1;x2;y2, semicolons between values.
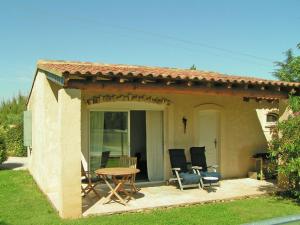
0;157;27;170
82;178;278;217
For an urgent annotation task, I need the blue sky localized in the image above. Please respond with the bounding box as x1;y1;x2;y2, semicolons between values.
0;0;299;100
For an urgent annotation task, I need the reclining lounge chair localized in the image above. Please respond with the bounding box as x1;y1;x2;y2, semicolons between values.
190;147;221;186
168;149;203;190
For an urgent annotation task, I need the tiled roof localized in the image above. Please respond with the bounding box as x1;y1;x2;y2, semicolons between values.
37;60;300;88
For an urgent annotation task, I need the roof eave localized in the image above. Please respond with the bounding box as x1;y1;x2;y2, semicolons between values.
26;68;65;106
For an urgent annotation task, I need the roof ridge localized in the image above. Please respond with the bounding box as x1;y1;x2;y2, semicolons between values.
37;59;300;86
37;59;103;65
37;59;281;82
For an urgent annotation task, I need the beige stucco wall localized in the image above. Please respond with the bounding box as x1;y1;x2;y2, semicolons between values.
57;88;82;218
27;71;61;208
166;94;276;178
170;94;285;178
27;72;82;218
83;91;285;179
27;75;287;218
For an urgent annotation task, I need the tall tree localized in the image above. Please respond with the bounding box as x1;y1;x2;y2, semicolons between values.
273;43;300;82
0;94;26;127
190;64;197;70
269;43;300;199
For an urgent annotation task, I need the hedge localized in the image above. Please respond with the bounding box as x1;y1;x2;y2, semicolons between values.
5;123;26;157
0;134;7;164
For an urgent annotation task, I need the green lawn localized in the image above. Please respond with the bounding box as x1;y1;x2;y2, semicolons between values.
0;170;300;225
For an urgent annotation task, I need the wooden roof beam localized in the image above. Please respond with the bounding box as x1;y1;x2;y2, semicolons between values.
166;80;176;86
141;79;156;84
67;80;289;99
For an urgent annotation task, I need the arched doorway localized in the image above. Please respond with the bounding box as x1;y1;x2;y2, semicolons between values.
194;104;223;170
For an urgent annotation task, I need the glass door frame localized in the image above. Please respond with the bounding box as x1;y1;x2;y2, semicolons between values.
88;109;131;171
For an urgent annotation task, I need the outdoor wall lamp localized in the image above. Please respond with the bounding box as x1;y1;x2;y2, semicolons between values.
182;117;187;133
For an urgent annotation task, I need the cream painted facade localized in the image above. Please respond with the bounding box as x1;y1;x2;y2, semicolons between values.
27;71;61;209
27;71;82;218
27;71;286;218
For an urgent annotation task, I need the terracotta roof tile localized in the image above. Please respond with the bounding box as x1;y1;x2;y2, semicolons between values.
37;60;300;87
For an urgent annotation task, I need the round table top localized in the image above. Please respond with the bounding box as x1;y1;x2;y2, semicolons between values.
203;176;219;181
95;167;140;176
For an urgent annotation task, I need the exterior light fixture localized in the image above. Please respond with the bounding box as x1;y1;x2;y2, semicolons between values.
182;117;187;133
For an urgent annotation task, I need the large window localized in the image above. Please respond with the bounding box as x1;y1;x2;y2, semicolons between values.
90;111;128;172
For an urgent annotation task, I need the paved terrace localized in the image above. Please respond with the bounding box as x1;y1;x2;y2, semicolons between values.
82;178;278;217
0;157;27;170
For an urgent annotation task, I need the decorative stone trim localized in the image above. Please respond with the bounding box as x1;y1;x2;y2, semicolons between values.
243;97;279;104
86;94;172;105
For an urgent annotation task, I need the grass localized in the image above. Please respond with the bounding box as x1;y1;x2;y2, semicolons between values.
0;170;300;225
90;157;122;171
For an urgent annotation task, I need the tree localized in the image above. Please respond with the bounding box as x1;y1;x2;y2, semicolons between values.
269;96;300;197
190;64;197;70
273;44;300;82
269;43;300;199
0;93;27;127
0;94;27;156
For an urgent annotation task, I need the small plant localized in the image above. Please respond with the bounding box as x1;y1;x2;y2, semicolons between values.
256;172;265;180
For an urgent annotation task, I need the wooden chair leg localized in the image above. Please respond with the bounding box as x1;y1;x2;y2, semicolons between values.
81;185;87;196
91;185;100;198
85;183;100;198
122;175;134;201
130;177;138;193
82;181;100;198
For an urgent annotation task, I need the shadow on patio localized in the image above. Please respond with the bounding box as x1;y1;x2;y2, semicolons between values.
82;178;279;217
0;157;27;170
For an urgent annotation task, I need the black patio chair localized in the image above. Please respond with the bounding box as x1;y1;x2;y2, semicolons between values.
168;149;203;190
99;151;110;168
190;147;221;186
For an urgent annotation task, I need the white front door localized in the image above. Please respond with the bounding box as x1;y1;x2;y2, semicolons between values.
196;110;219;167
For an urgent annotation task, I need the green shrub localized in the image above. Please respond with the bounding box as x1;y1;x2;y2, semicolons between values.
0;134;7;164
5;123;26;157
0;94;27;157
269;95;300;199
0;94;26;127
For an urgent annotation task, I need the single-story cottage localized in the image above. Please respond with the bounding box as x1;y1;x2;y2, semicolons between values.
25;60;300;218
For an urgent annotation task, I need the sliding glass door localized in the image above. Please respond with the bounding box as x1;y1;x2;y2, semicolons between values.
89;111;128;172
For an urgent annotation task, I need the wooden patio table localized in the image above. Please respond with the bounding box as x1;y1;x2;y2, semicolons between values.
95;167;140;205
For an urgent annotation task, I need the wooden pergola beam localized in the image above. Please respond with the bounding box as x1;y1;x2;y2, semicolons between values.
66;80;289;99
